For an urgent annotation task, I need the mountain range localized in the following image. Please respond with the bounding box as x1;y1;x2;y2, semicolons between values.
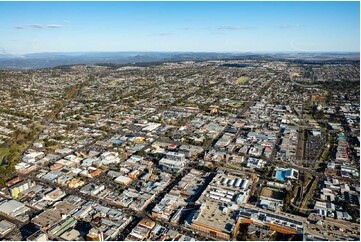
0;51;359;69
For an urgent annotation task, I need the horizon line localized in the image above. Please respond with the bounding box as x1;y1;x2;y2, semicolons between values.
3;50;361;56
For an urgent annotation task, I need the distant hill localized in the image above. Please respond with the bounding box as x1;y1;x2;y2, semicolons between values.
0;51;359;69
0;54;19;59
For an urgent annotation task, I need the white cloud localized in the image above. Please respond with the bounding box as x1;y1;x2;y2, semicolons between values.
210;32;226;35
217;25;254;30
278;24;302;29
14;24;63;29
47;24;62;28
151;33;172;36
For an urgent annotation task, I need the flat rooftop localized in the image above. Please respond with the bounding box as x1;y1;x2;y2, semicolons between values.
0;200;26;215
0;220;16;236
54;201;78;215
192;200;237;234
32;209;62;228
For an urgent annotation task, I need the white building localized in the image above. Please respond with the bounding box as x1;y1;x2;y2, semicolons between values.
159;152;186;173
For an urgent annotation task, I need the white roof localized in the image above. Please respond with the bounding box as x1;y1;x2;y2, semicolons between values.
0;219;15;233
72;168;82;174
115;176;132;184
0;200;25;214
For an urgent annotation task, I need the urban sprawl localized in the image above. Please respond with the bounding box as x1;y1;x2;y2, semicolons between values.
0;59;359;241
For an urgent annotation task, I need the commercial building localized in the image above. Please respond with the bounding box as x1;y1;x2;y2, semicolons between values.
26;230;48;241
126;218;155;241
48;217;77;239
9;180;32;199
86;228;104;241
189;202;241;240
152;194;187;222
238;207;303;235
59;229;81;241
31;209;63;230
159;152;186;173
0;220;16;238
114;176;132;186
0;200;31;222
187;173;252;239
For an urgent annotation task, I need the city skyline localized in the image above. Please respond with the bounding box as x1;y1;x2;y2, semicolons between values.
0;1;360;54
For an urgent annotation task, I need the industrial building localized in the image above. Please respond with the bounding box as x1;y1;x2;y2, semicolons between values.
0;200;31;222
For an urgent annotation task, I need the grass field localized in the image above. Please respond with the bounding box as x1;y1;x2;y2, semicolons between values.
225;163;240;170
235;76;250;84
109;80;118;85
0;147;11;164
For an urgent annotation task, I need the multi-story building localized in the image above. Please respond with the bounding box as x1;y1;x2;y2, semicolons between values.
159;152;186;173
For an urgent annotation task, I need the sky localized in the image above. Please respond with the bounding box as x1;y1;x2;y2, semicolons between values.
0;1;359;54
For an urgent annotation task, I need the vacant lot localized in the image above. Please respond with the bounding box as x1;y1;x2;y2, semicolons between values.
260;187;284;200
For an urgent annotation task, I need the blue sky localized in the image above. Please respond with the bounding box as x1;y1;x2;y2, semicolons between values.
0;1;359;54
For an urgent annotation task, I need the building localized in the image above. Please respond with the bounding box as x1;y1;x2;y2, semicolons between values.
68;178;85;188
48;217;77;239
238;207;303;235
59;229;81;241
189;202;241;240
9;180;32;199
0;200;30;222
113;140;123;146
259;187;284;212
128;170;140;179
314;201;335;217
152;194;187;222
80;183;105;196
43;188;66;202
273;167;299;181
86;228;104;241
126;218;155;241
26;230;48;241
244;157;266;169
31;209;62;230
187;174;252;240
179;145;203;158
5;176;23;187
159;152;186;173
114;176;132;186
0;220;16;238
